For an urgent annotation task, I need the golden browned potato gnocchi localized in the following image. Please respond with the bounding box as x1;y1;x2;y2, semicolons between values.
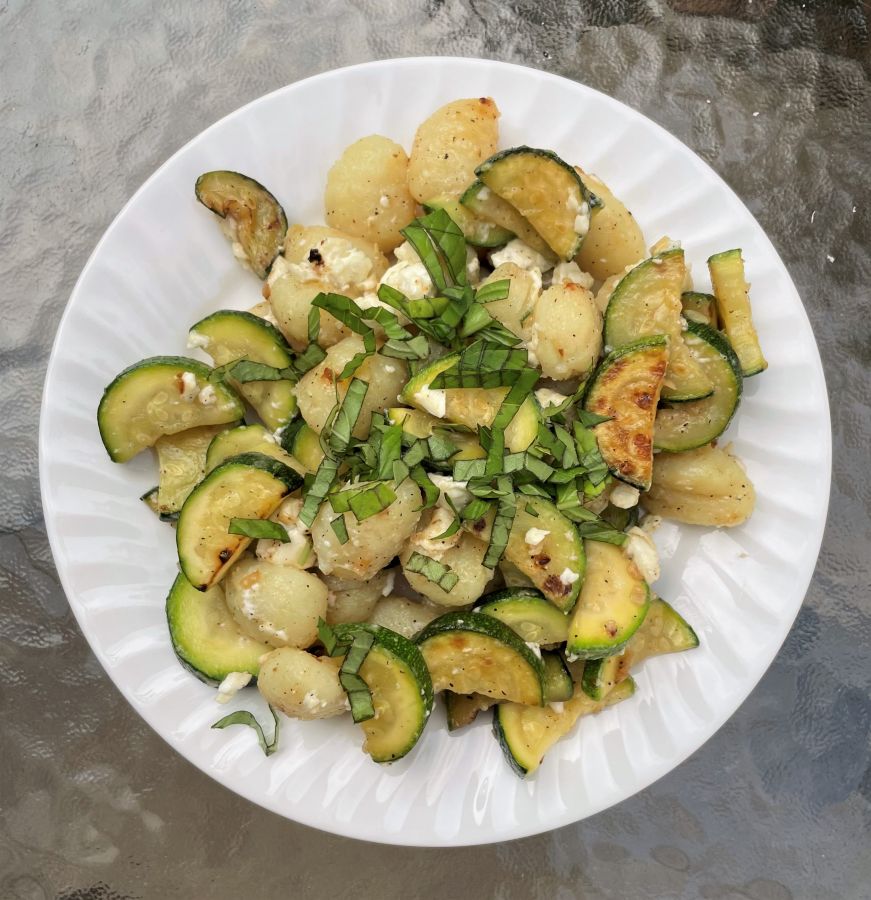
311;478;422;581
295;335;409;438
643;444;755;526
325;135;418;253
576;171;647;280
407;97;500;203
257;648;349;719
478;262;540;337
529;282;602;379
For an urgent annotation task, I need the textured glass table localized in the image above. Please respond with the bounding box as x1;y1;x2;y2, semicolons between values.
2;2;869;897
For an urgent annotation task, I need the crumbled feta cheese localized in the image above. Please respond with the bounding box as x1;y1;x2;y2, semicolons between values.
429;474;471;510
256;497;314;568
379;194;390;208
384;364;396;373
490;239;554;273
466;246;480;284
179;371;198;402
679;315;689;331
625;526;660;584
187;330;210;350
266;253;291;287
354;291;411;324
524;527;551;546
523;323;540;367
525;641;542;659
534;388;568;409
640;514;662;535
219;217;251;270
610;483;640;509
551;260;594;289
394;241;419;264
549;701;565;714
302;690;328;712
380;260;433;300
410;506;462;559
559;567;580;586
282;237;375;292
477;186;491;201
573;201;590;238
381;570;396;596
649;236;682;255
216;671;252;704
197;384;217;406
413;384;447;418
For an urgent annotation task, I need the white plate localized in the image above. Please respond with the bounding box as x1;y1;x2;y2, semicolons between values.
39;57;830;846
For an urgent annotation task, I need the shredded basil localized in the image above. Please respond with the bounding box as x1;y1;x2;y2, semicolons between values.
227;518;288;542
348;482;397;521
299;457;339;527
330;514;350;544
405;550;459;592
401;207;468;291
211;707;280;757
474;278;511;304
328;378;369;457
482;477;516;569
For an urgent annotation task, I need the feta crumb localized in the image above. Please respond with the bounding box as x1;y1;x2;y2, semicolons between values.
610;483;640;509
410;505;461;559
549;701;565;714
559;567;580;586
466;246;480;284
413;384;447;418
429;474;471;510
187;330;210;350
525;641;542;659
197;384;217;406
551;260;594;289
477;186;491;201
573;202;590;238
216;671;252;704
490;238;554;273
179;371;198;402
523;322;540;367
284;237;374;292
256;497;313;568
381;570;396;596
625;526;660;584
302;690;328;711
384;364;396;373
380;259;433;300
379;194;390;208
524;527;551;546
534;387;568;409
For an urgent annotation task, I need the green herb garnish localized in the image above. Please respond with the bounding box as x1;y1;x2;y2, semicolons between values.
211;707;280;757
227;517;288;542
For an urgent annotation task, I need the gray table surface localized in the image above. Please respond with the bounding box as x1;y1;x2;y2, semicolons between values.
2;1;870;898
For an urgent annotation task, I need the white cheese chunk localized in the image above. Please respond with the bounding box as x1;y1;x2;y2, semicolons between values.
625;526;660;584
216;671;252;704
490;238;554;273
179;371;198;402
559;567;580;586
610;483;640;509
524;527;551;546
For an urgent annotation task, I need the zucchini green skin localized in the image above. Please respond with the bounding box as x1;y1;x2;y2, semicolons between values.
416;610;545;706
541;651;573;703
444;692;494;731
195;170;287;279
290;422;325;473
476;146;596;261
176;451;303;591
604;250;712;403
98;356;244;463
156;423;235;515
708;248;767;376
654;321;743;452
566;540;651;659
681;291;718;327
493;676;637;777
422;197;513;248
581;597;699;700
583;336;669;491
165;573;272;684
474;588;570;645
333;623;434;762
189;309;297;430
140;486;179;522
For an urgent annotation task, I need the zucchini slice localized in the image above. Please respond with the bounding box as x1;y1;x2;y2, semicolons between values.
288;422;325;474
460;180;556;260
205;423;304;475
604;251;712;402
581;597;699;700
566;540;650;659
166;573;272;684
98;356;244;463
195;170;287;279
654;321;743;452
335;624;434;763
501;497;585;612
156;424;234;516
188;310;297;430
387;407;486;460
541;651;573;703
423;197;514;248
681;291;718;327
584;337;669;491
493;677;636;777
416;611;545;706
708;249;768;376
476;147;594;261
475;587;569;645
400;353;539;452
140;486;178;522
176;452;303;590
445;692;495;731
